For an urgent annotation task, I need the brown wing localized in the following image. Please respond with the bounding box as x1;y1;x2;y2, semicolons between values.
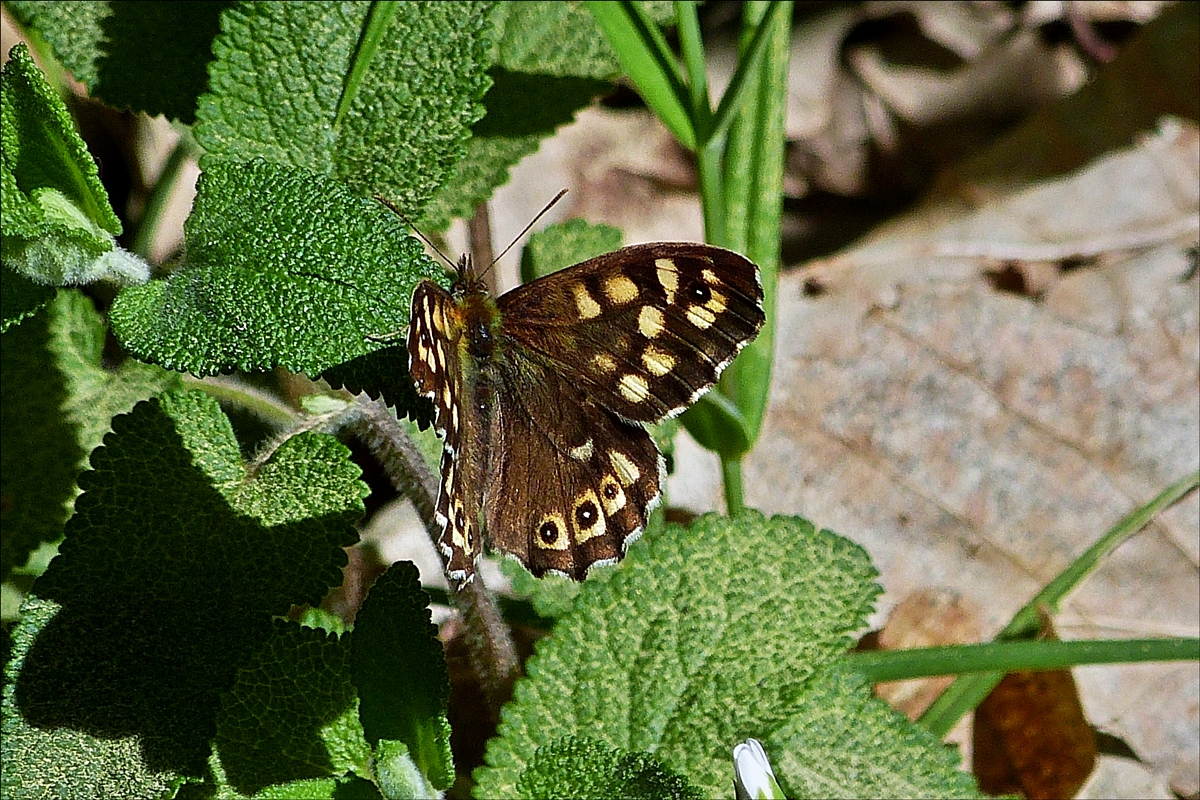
496;243;764;424
482;353;663;580
406;279;485;582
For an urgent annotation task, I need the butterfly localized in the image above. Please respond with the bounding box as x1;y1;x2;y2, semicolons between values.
406;242;764;583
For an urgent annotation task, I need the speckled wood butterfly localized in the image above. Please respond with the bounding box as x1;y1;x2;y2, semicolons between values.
407;241;764;583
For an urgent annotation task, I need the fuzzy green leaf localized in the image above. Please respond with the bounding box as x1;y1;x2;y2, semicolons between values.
419;1;675;229
1;43;146;294
352;562;453;791
110;159;441;384
1;389;366;790
213;621;371;796
194;1;494;218
1;596;183;799
4;1;228;124
1;290;178;581
520;217;623;282
0;264;54;330
419;69;608;230
517;736;701;800
492;1;673;80
766;668;982;798
476;511;885;796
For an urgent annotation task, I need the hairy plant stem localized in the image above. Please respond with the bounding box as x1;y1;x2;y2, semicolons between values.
350;396;520;720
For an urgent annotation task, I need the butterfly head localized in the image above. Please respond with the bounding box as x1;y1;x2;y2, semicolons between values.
449;253;490;298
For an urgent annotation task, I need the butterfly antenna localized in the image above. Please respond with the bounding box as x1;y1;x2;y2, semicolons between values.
374;194;457;270
487;188;569;272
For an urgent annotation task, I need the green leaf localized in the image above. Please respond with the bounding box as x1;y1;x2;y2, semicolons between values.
680;387;752;458
517;736;701;799
1;43;145;289
1;389;366;790
373;738;432;800
1;596;184;799
207;752;382;800
1;261;54;331
351;562;453;791
766;668;981;798
110;159;442;384
475;511;882;796
1;290;178;581
718;2;788;447
5;1;229;124
419;69;608;230
520;217;623;282
194;1;494;218
213;621;371;796
415;2;678;229
492;1;674;80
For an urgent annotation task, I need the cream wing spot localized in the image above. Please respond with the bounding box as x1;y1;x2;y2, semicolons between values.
641;345;674;376
609;450;641;486
592;353;617;373
603;274;639;305
568;438;595;461
618;373;650;404
451;499;469;550
572;283;602;320
656;258;678;303
638;306;665;339
686;302;717;329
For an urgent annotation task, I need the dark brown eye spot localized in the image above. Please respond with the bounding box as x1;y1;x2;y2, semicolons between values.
689;281;711;303
575;500;598;528
539;520;559;545
455;509;465;531
603;482;619;500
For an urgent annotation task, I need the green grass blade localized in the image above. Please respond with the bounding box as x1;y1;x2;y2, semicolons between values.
335;1;399;129
716;0;788;458
917;471;1200;737
707;0;785;147
586;0;695;148
849;638;1199;684
674;1;712;138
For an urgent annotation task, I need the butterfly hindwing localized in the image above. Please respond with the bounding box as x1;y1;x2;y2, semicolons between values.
484;354;663;579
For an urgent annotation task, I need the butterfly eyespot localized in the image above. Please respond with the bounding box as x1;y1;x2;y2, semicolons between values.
599;475;627;516
688;281;711;303
539;520;559;544
455;508;465;531
575;500;598;527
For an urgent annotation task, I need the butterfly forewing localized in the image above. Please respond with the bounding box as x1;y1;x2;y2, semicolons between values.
497;243;765;424
407;241;764;584
406;280;485;580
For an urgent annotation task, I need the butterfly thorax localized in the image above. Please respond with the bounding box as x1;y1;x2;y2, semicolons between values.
449;257;501;363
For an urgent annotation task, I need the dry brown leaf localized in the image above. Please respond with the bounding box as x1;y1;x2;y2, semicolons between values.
972;619;1098;799
747;117;1198;794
